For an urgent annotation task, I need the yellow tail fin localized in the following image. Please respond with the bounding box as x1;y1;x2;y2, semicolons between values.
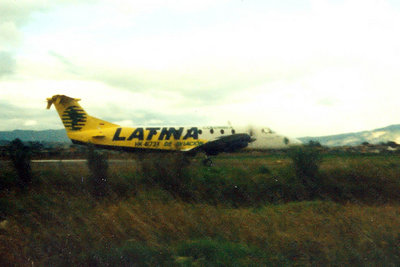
47;95;117;133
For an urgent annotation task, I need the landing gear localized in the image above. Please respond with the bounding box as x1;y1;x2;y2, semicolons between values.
202;156;213;167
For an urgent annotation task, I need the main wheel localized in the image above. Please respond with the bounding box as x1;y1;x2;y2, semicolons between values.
202;158;213;167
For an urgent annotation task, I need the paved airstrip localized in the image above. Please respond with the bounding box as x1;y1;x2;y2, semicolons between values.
0;159;137;163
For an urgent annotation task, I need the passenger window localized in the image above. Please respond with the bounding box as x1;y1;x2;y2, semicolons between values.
198;129;203;135
231;129;235;134
220;129;224;134
210;129;214;134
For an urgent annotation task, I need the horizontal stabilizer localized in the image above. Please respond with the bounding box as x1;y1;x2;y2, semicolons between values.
92;134;106;139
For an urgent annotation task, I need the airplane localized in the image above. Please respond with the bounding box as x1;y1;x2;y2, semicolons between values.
47;95;300;165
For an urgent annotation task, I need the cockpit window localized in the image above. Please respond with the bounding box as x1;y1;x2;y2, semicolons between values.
262;128;274;134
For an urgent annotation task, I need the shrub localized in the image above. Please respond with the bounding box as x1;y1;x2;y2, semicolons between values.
86;145;109;198
320;163;400;204
7;138;32;190
138;153;193;200
191;167;263;206
308;140;322;147
287;146;322;198
222;174;258;207
191;167;228;204
107;173;138;198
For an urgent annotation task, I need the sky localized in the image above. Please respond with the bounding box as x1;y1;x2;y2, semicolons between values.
1;0;400;137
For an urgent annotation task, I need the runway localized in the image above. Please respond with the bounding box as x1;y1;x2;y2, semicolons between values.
1;159;137;164
32;159;87;163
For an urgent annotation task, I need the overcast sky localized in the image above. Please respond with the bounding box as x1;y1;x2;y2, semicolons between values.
1;0;400;137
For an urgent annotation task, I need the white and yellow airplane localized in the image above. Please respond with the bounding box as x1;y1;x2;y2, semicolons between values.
47;95;300;164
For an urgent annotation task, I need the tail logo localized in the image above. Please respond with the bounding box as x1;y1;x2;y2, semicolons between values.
62;106;87;130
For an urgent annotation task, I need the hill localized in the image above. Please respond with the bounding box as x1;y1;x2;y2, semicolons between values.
0;129;70;143
3;124;400;147
300;124;400;146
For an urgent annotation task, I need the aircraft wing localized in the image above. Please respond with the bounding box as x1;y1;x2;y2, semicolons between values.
189;133;252;155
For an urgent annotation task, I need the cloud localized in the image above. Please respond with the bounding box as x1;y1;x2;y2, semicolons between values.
0;0;98;48
0;22;21;48
24;120;38;126
316;98;337;107
0;99;60;130
0;51;16;77
84;67;271;107
1;0;400;136
0;0;47;27
48;51;80;75
0;0;48;48
32;0;398;113
102;108;207;127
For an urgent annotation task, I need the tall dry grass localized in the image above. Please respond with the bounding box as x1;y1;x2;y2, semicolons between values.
1;153;400;265
1;196;400;265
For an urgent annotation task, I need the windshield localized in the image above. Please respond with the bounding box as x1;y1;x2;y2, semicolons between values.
261;128;274;134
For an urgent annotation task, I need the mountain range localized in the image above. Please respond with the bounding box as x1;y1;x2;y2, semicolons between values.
299;124;400;146
0;129;70;144
2;124;400;147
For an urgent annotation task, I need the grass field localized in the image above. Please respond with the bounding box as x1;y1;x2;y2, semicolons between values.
1;152;400;266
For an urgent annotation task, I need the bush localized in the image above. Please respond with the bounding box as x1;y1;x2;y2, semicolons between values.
287;146;322;198
191;167;262;206
191;167;229;204
138;153;193;200
8;138;32;190
320;163;400;204
107;173;139;198
86;146;109;198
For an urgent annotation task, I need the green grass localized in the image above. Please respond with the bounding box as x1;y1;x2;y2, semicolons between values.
1;194;400;265
1;152;400;265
